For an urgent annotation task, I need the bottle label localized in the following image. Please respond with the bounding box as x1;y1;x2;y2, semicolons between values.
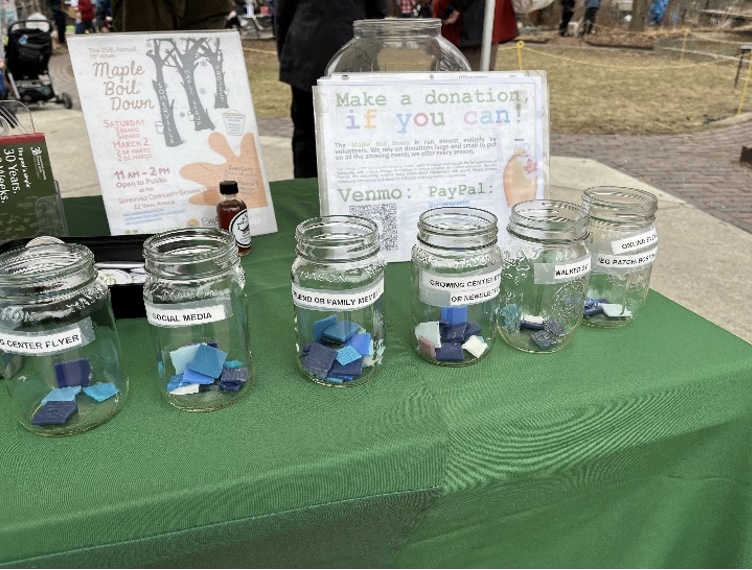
419;268;501;307
610;228;657;254
292;279;384;311
593;247;658;274
229;210;252;249
144;299;232;328
534;256;591;285
0;318;94;356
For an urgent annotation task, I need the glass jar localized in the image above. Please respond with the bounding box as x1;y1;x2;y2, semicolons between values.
581;186;658;328
411;207;502;366
0;243;128;436
499;200;591;353
142;228;252;411
292;216;386;387
325;18;471;74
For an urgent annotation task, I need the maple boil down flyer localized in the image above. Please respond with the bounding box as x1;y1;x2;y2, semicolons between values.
68;31;277;236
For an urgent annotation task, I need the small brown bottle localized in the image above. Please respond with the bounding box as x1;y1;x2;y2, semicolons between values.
216;180;252;256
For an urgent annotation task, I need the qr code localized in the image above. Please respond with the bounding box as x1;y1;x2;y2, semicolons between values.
349;203;398;252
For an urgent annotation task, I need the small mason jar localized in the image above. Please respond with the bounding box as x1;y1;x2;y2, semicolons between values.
412;208;502;366
325;18;470;74
0;243;128;436
142;228;253;411
499;200;591;353
292;216;386;387
581;186;658;327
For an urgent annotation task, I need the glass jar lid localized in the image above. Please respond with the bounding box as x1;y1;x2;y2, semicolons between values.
295;216;380;262
143;228;238;280
508;200;589;243
418;207;498;249
353;18;442;38
582;186;657;225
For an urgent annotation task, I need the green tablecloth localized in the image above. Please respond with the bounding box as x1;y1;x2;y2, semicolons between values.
2;180;751;568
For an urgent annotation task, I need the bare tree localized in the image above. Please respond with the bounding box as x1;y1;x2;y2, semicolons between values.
146;39;183;148
198;38;230;109
630;0;649;30
164;38;215;131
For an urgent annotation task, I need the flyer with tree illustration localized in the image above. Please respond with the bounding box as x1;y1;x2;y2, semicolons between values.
314;72;549;263
68;31;276;236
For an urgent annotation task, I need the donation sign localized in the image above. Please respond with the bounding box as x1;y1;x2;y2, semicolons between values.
69;31;277;236
314;72;549;262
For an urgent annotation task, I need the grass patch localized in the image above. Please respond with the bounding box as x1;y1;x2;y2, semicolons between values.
244;38;748;135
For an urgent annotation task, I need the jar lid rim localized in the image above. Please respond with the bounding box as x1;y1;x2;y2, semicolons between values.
0;242;93;283
143;228;236;265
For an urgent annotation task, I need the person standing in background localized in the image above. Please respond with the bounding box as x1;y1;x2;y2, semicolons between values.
433;0;517;71
111;0;231;31
76;0;96;33
47;0;68;46
276;0;387;178
416;0;432;17
559;0;575;35
95;0;112;31
398;0;416;16
581;0;599;34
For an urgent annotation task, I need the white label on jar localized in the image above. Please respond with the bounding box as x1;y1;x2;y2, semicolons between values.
534;256;591;285
611;228;658;254
230;210;252;248
419;268;502;307
0;319;94;356
292;278;384;311
144;300;230;328
595;247;658;270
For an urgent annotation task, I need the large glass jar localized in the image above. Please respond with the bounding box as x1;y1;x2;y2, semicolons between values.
0;242;128;436
325;18;471;74
581;186;658;328
499;200;591;353
411;207;502;366
142;228;252;411
292;216;386;387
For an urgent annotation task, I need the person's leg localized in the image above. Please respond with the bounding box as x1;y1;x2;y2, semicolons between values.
560;10;573;34
290;86;318;178
54;10;67;45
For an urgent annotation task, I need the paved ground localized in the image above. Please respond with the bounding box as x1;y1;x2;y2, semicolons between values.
47;47;751;235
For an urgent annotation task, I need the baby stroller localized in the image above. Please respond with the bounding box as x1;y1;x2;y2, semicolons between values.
4;20;73;109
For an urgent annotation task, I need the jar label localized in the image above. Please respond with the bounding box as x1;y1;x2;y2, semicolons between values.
0;318;94;356
595;247;658;272
144;299;232;328
292;279;384;311
610;229;658;254
230;210;252;248
534;256;591;285
419;269;502;307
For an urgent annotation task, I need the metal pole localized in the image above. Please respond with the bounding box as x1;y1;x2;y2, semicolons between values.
480;0;497;71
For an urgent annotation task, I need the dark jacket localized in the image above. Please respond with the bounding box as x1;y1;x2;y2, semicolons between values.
433;0;517;47
276;0;386;92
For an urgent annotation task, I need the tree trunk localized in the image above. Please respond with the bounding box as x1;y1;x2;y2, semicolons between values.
630;0;649;30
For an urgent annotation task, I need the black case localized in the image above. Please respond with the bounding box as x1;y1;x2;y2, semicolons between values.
0;235;152;319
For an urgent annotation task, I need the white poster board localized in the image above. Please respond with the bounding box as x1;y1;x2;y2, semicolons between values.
69;31;277;236
314;72;549;262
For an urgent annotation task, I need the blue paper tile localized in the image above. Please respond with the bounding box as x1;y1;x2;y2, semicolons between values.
224;360;244;369
330;357;364;377
336;345;362;366
303;343;338;379
323;320;361;343
440;306;468;325
41;386;81;404
83;383;119;403
531;330;559;350
544;320;565;337
219;382;243;392
31;401;77;425
465;321;482;338
313;315;338;341
54;358;92;388
187;344;227;379
435;343;465;362
169;344;201;375
167;374;185;392
220;367;249;384
183;368;216;385
346;333;372;356
440;323;467;343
